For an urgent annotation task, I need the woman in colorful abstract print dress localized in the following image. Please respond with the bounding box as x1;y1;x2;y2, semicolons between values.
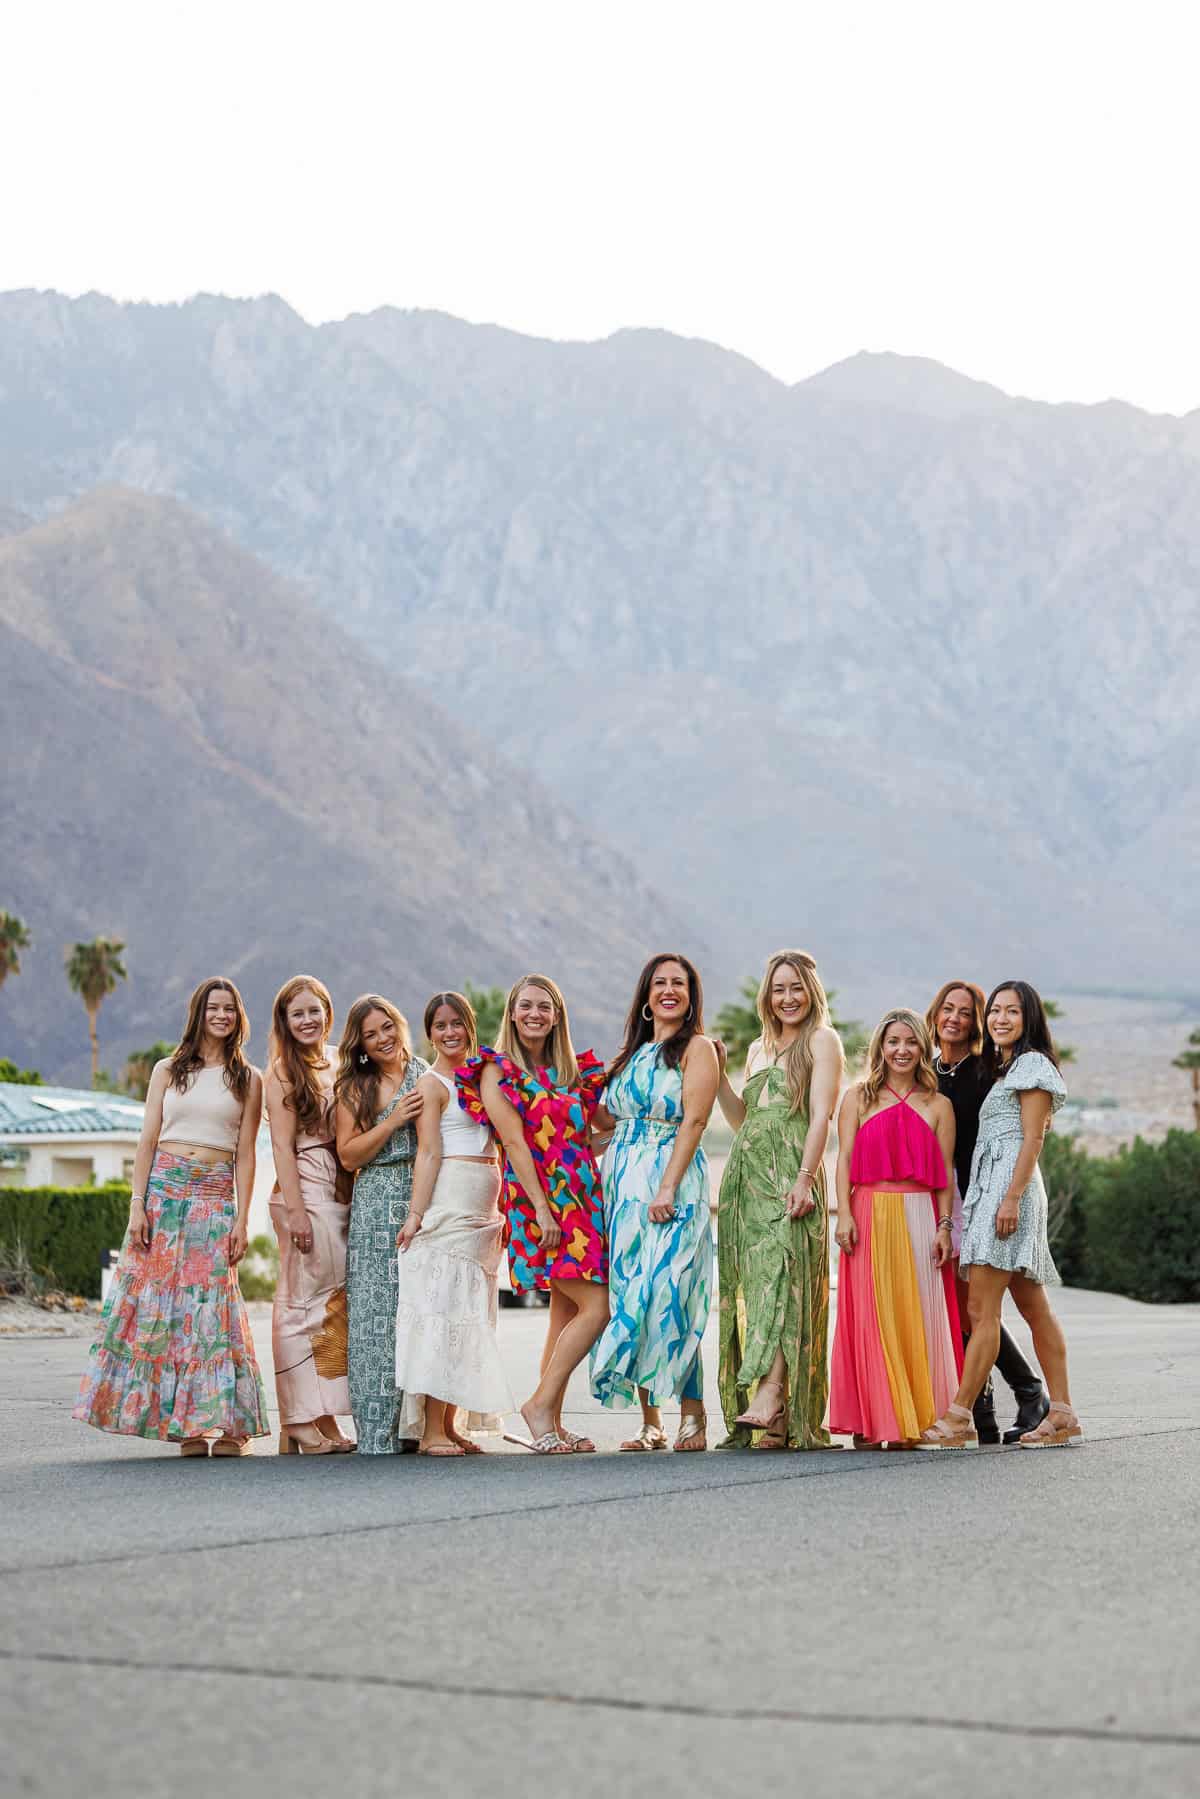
265;975;354;1455
714;950;843;1451
922;981;1080;1449
335;996;427;1455
74;977;269;1455
829;1008;962;1449
457;974;608;1454
590;954;718;1452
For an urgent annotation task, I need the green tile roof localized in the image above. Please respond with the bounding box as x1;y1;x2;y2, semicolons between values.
0;1084;145;1137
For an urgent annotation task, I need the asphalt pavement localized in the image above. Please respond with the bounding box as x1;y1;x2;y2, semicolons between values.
1;1286;1198;1799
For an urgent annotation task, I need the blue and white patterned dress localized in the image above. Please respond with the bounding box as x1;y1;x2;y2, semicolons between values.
590;1043;713;1408
959;1051;1066;1284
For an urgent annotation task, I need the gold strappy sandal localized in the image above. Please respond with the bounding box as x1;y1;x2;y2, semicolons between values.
673;1416;707;1453
619;1424;668;1452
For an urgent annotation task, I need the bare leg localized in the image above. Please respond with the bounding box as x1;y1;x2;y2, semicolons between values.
521;1280;609;1442
1009;1274;1072;1405
736;1347;787;1428
953;1266;1012;1409
420;1396;459;1453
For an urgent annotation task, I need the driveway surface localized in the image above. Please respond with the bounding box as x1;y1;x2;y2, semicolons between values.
1;1287;1197;1798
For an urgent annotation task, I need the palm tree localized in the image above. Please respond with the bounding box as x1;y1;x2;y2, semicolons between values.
1172;1028;1200;1132
0;912;31;992
1043;998;1076;1064
123;1040;176;1101
64;938;128;1086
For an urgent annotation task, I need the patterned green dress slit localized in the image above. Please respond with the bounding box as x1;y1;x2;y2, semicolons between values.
717;1063;831;1449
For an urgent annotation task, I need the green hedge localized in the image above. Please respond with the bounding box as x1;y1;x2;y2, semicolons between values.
1040;1129;1200;1303
0;1185;131;1298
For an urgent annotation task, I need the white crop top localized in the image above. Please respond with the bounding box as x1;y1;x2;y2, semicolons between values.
160;1063;243;1152
433;1071;493;1157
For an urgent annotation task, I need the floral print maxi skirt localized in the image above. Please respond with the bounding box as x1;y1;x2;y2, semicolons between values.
74;1149;269;1442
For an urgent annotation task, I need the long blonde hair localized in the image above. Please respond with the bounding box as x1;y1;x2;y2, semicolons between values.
335;994;413;1132
494;973;581;1088
757;949;841;1116
858;1008;938;1119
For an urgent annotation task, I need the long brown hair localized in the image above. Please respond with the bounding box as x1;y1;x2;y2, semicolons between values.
335;994;413;1132
757;949;841;1117
925;979;986;1059
166;977;252;1102
983;979;1061;1080
858;1008;938;1119
269;975;335;1136
607;953;705;1087
494;974;581;1088
422;991;479;1062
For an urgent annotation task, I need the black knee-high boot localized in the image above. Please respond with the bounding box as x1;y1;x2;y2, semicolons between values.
994;1323;1048;1443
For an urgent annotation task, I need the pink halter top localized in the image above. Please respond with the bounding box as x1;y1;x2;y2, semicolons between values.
850;1087;946;1191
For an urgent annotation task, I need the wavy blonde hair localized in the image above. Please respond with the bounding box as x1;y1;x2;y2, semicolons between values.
858;1008;938;1119
494;973;581;1088
757;950;841;1116
335;994;413;1132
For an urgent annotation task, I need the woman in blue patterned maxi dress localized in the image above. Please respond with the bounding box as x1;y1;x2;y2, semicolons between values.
589;954;719;1451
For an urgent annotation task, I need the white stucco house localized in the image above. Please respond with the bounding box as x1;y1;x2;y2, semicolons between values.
0;1083;276;1235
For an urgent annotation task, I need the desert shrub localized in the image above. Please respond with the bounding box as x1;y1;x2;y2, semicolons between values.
238;1232;279;1301
1082;1131;1200;1304
0;1186;131;1297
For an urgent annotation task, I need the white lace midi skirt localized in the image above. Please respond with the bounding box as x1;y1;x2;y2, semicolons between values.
395;1159;513;1436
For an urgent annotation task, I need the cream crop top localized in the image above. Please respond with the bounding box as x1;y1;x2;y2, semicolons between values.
160;1063;243;1152
433;1071;493;1157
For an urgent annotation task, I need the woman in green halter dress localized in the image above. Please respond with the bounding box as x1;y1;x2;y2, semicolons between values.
715;952;844;1450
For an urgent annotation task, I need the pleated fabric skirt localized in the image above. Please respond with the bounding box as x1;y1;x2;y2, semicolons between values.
395;1160;512;1438
829;1188;962;1443
269;1144;350;1427
74;1149;269;1442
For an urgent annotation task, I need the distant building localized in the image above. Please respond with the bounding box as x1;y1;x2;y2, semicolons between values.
0;1083;276;1234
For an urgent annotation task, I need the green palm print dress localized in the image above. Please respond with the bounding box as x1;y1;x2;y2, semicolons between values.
717;1062;831;1449
346;1058;429;1454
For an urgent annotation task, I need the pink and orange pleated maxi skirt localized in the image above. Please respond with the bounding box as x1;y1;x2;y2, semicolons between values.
829;1186;963;1443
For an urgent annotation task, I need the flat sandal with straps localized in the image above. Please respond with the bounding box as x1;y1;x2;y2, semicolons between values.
619;1423;668;1452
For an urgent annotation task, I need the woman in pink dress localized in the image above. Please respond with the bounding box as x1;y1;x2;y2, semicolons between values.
265;975;354;1455
829;1008;962;1448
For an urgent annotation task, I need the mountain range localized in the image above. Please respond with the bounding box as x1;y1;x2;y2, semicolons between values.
1;289;1197;1076
0;488;689;1081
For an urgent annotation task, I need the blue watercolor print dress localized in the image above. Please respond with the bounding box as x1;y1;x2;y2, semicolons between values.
590;1043;713;1408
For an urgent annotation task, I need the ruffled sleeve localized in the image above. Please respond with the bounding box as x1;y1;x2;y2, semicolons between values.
576;1049;607;1117
454;1046;529;1126
1006;1051;1067;1112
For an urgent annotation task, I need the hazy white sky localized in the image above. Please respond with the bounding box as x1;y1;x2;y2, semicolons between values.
4;0;1198;411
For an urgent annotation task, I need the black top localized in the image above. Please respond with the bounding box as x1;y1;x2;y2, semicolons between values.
935;1053;992;1195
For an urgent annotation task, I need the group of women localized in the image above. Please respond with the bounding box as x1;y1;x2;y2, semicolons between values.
74;952;1082;1458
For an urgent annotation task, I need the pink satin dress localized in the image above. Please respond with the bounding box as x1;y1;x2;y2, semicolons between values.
269;1077;351;1426
829;1089;963;1443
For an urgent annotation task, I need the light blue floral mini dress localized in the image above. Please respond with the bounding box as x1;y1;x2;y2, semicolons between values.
959;1051;1066;1284
590;1042;713;1408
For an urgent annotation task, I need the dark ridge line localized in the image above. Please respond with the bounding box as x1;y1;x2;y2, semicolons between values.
0;1647;1195;1751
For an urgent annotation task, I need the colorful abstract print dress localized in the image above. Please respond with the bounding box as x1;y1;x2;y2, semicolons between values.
456;1048;607;1292
590;1043;713;1409
74;1149;269;1442
717;1061;831;1449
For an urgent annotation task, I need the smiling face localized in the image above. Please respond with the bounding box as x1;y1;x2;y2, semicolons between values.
936;987;977;1050
881;1019;921;1079
987;988;1025;1055
512;984;556;1052
285;986;328;1052
360;1007;403;1066
429;1002;470;1065
769;963;812;1033
648;959;690;1029
203;987;239;1043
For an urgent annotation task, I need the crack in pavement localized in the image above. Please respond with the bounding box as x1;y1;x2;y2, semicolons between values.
0;1645;1195;1750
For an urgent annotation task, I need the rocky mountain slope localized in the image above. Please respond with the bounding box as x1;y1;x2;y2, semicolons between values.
0;489;692;1081
1;290;1196;996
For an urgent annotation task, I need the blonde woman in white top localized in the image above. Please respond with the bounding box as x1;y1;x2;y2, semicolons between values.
395;992;513;1456
74;977;269;1456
